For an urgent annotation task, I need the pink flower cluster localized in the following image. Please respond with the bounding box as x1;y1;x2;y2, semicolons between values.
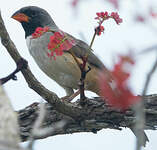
32;27;76;60
110;12;123;25
32;27;50;39
47;31;76;60
95;11;122;25
99;55;140;111
95;12;110;20
95;11;122;36
95;25;104;36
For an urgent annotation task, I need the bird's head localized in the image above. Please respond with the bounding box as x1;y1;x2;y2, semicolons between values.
11;6;58;37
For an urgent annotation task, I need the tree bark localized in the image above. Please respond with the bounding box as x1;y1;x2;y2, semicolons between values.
18;94;157;142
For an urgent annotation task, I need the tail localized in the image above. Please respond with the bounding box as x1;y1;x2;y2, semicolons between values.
85;66;112;96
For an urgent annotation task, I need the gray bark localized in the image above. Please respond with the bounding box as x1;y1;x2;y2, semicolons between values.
18;95;157;142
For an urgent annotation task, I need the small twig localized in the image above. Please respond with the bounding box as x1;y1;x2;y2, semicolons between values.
89;32;96;50
70;51;91;104
70;51;88;102
79;57;87;102
0;58;28;85
78;30;97;103
68;15;105;103
135;54;157;149
142;57;157;95
69;30;97;104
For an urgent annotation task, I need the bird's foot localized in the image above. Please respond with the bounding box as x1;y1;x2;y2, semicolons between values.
61;90;80;102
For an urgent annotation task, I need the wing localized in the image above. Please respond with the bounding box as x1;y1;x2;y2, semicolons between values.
65;33;105;70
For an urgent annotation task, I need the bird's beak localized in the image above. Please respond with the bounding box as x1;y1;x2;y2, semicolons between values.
11;13;29;22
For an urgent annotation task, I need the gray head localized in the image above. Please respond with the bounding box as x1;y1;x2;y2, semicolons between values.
12;6;58;38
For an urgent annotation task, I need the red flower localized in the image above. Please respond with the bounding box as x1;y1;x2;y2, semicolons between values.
110;12;123;24
95;25;104;36
99;55;140;110
32;27;50;38
95;11;110;26
95;11;109;20
95;11;122;36
95;11;122;25
32;27;76;60
47;31;76;60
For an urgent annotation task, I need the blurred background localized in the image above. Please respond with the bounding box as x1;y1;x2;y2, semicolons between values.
0;0;157;149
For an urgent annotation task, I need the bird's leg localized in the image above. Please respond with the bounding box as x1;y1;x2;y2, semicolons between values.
61;87;74;101
68;90;80;101
61;91;80;102
0;58;28;84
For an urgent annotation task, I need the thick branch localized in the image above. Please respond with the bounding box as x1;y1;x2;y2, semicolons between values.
18;95;157;141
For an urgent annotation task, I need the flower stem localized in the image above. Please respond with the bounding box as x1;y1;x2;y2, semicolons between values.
89;31;97;50
70;29;97;104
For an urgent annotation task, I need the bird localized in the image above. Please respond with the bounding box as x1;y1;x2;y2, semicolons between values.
11;6;110;98
12;6;148;146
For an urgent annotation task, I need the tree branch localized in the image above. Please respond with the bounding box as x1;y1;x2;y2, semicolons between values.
0;58;28;85
134;53;157;149
18;95;157;142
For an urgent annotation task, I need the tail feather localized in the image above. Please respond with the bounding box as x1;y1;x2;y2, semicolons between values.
85;67;112;96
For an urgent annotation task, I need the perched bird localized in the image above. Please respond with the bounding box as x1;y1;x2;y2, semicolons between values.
11;6;109;97
12;6;148;146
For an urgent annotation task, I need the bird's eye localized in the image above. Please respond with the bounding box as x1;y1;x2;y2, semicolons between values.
31;12;36;17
